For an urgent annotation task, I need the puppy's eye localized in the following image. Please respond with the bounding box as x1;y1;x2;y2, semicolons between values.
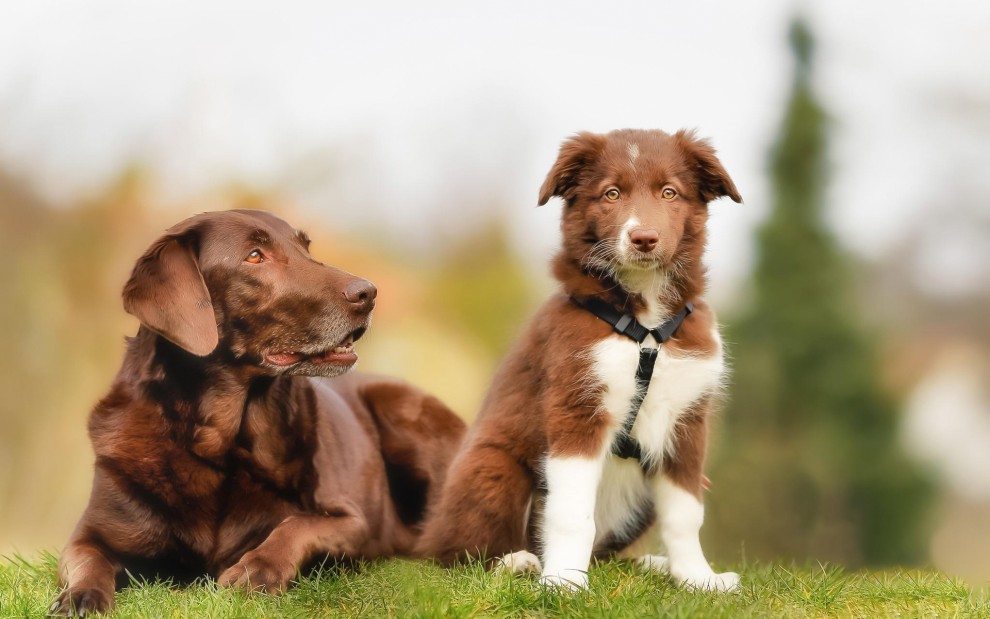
662;187;677;200
604;188;621;201
245;249;265;264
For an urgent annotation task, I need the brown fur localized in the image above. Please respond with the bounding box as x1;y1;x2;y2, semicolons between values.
417;129;740;565
51;210;466;615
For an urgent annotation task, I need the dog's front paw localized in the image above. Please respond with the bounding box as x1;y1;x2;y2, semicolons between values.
218;551;296;594
671;568;740;593
538;570;588;592
48;587;113;616
495;551;542;575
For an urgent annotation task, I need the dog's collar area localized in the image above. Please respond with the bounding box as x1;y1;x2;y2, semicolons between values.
570;295;693;466
570;296;692;346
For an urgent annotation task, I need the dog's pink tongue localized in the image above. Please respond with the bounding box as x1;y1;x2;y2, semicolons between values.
266;352;303;366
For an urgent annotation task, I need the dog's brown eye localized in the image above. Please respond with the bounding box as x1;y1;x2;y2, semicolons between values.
662;187;677;200
604;188;620;201
245;250;264;264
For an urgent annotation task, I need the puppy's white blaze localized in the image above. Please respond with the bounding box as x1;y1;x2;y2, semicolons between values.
655;476;739;592
617;216;640;260
627;142;640;164
540;455;604;589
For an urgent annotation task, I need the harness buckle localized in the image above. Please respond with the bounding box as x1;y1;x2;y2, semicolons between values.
614;314;633;335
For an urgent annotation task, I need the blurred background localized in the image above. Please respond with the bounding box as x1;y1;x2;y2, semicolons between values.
1;0;988;584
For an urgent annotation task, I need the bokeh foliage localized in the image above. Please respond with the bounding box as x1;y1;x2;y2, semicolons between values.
705;19;933;566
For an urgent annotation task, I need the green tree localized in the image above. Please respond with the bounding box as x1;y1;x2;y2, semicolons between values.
706;18;932;565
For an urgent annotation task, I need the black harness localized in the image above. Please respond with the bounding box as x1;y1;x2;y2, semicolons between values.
571;296;693;464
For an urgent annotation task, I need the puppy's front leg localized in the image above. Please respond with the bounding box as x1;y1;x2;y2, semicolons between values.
537;385;616;592
218;502;369;593
539;455;604;590
644;405;738;592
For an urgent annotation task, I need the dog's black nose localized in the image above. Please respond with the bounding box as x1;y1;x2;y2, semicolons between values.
344;279;377;313
630;228;659;252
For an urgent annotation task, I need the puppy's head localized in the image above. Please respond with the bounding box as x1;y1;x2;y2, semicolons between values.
123;209;375;377
539;129;741;281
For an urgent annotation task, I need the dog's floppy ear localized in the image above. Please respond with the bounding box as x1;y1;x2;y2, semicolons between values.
675;130;743;204
538;132;607;206
122;220;218;356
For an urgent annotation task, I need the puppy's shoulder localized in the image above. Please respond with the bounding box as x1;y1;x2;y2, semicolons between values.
529;293;619;351
669;299;721;357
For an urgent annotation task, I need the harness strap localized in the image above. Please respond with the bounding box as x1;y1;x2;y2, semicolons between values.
571;296;693;464
611;347;659;460
572;296;692;345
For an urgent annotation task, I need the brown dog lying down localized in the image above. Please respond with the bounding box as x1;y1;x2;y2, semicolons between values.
417;129;741;591
50;210;465;616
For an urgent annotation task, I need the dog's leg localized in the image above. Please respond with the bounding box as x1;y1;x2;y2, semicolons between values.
416;443;533;564
647;405;739;592
538;451;606;591
50;537;119;616
218;504;369;593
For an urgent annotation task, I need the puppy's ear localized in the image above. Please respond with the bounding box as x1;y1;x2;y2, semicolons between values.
538;132;607;206
675;130;743;204
122;222;218;356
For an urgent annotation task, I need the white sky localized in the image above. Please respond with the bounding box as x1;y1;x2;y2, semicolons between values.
1;0;988;302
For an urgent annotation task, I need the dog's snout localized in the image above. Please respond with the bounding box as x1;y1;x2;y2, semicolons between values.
629;229;659;253
343;279;377;313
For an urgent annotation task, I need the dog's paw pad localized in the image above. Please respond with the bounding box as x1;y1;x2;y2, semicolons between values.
495;551;542;575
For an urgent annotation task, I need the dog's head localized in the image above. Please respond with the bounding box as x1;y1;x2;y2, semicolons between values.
539;129;741;282
122;209;375;377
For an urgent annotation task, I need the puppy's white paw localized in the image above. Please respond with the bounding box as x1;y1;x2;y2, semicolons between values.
538;570;588;591
636;554;670;574
674;569;740;593
494;551;542;575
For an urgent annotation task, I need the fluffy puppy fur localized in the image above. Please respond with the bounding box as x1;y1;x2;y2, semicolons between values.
417;129;742;591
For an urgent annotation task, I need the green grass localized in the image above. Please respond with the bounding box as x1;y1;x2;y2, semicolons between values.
2;553;987;618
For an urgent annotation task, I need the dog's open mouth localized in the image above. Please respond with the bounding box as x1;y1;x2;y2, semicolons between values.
264;328;366;368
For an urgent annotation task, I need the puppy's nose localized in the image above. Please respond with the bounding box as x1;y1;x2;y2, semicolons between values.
629;229;659;252
343;279;377;314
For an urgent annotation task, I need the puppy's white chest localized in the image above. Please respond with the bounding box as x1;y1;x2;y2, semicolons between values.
590;332;723;460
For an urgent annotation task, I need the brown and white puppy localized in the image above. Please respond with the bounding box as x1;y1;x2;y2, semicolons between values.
417;129;742;591
51;210;466;615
